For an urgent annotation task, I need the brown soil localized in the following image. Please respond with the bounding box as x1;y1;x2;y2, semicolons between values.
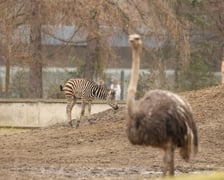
0;85;224;179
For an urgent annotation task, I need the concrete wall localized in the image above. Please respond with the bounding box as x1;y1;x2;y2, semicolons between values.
0;99;120;127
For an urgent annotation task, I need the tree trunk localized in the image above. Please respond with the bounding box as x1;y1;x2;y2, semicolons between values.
84;33;97;80
174;53;180;90
4;35;11;98
29;0;42;98
83;16;100;81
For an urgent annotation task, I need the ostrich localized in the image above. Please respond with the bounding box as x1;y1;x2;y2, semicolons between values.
126;34;198;176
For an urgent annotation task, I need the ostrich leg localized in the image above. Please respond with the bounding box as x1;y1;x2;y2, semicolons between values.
163;142;175;176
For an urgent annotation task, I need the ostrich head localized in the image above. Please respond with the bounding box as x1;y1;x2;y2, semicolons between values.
129;34;142;51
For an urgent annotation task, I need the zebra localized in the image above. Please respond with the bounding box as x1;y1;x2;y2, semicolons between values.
60;78;119;127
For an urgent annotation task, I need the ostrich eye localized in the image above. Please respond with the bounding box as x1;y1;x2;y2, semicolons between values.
135;37;140;40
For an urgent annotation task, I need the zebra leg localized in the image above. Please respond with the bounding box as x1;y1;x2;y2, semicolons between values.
77;101;86;128
66;98;76;127
80;100;86;117
87;102;92;124
87;102;91;116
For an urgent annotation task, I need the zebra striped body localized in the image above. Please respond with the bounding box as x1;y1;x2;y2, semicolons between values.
61;78;118;127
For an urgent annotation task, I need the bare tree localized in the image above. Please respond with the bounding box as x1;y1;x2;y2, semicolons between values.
84;17;100;80
0;0;195;97
0;0;26;97
27;0;42;98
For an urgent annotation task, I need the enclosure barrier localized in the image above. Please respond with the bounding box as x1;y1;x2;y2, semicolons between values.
0;99;124;127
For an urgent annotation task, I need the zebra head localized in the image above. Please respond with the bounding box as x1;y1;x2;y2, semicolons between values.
107;89;119;110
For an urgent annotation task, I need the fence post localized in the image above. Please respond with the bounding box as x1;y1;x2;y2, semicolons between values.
120;70;124;100
222;61;224;84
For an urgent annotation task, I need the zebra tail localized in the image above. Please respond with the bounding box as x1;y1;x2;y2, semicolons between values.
60;85;64;91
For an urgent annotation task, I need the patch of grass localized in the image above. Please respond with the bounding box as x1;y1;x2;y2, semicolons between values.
0;127;30;135
156;172;224;180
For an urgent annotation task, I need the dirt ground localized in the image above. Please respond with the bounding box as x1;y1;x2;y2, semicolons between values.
0;85;224;180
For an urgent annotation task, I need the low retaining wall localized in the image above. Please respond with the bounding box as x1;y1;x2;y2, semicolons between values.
0;99;122;127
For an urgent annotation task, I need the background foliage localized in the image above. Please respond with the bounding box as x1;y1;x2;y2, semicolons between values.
0;0;223;98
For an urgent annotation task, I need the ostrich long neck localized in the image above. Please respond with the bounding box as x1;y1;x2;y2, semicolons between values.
127;47;140;118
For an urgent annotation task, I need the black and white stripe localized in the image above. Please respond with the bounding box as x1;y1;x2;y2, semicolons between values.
60;78;118;127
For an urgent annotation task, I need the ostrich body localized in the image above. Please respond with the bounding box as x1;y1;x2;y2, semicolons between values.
126;34;198;176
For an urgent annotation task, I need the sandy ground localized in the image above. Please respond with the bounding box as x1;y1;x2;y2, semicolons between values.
0;85;224;179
